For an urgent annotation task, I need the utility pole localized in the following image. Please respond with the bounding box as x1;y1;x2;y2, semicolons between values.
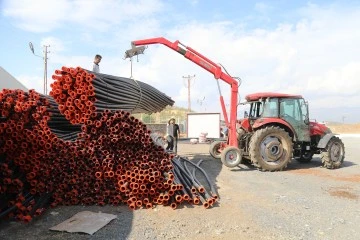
43;45;50;95
29;42;50;95
182;74;195;112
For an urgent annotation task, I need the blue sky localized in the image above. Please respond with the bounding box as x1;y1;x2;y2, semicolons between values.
1;0;360;123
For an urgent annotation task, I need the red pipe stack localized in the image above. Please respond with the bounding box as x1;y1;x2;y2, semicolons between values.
50;66;96;124
0;67;217;223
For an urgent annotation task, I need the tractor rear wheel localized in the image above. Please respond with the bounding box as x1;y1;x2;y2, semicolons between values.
296;152;314;163
209;141;223;159
321;136;345;169
249;126;293;171
221;146;242;168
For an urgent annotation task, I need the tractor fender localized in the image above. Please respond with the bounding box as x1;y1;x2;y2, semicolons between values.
317;133;335;149
252;118;297;140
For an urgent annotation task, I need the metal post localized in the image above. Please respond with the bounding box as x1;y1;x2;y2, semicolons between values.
182;74;195;112
43;45;50;95
130;57;133;79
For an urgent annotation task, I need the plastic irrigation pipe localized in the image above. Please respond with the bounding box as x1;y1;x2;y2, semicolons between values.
93;75;174;105
191;160;212;191
179;157;219;197
182;157;218;197
172;158;201;194
171;161;193;193
183;161;203;191
172;168;193;197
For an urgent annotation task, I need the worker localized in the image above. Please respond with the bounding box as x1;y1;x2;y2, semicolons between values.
92;54;102;73
165;117;180;154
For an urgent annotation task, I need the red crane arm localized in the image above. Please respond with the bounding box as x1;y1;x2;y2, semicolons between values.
131;37;239;147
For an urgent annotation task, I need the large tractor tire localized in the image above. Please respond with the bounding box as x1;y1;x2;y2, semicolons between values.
295;152;314;163
321;136;345;169
209;141;223;159
249;126;293;171
221;146;242;168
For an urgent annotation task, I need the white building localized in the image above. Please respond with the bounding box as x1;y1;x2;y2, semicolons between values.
0;66;28;91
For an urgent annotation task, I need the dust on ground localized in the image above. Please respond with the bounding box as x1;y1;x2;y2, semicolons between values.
288;168;360;182
327;123;360;134
327;186;359;200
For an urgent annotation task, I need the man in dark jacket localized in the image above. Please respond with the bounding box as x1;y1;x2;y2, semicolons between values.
166;117;180;153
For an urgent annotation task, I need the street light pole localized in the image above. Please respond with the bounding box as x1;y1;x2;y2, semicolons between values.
43;45;50;95
29;42;50;95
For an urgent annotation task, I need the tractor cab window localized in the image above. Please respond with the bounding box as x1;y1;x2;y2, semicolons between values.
249;102;261;118
280;98;302;123
260;98;278;118
280;98;310;141
299;99;309;124
249;98;279;118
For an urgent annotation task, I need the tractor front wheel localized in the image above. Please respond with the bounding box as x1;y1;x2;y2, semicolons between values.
209;141;224;159
321;136;345;169
221;146;242;168
249;126;293;171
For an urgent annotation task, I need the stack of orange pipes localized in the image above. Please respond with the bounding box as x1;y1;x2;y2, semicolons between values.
0;67;218;223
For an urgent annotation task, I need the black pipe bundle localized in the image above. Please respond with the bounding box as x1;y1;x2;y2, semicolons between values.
40;94;81;141
50;67;174;125
171;156;218;208
92;71;175;113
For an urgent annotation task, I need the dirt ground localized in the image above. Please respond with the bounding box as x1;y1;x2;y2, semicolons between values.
327;123;360;134
0;136;360;240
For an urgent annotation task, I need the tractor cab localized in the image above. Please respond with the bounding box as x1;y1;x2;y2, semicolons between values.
240;92;310;142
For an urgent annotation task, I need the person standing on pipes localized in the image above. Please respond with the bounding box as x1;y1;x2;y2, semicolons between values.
93;54;102;73
166;117;180;154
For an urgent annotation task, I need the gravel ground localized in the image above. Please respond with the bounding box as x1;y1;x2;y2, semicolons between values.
0;136;359;240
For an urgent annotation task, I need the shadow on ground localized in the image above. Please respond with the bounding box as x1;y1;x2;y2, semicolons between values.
229;155;356;172
287;156;356;171
0;205;133;240
177;141;223;203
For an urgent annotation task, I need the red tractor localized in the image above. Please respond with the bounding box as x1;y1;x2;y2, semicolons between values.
209;92;345;171
126;37;345;171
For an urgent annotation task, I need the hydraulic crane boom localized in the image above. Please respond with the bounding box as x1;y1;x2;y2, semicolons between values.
129;37;239;147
